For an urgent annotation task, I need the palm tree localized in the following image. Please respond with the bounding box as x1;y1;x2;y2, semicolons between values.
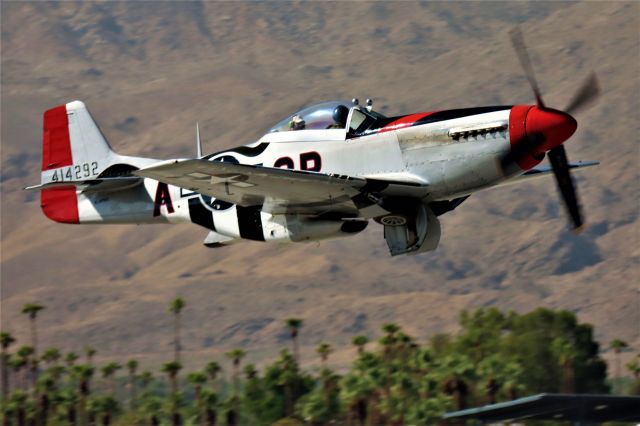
84;346;96;365
382;323;400;336
8;355;27;391
138;370;154;393
379;335;397;363
340;373;375;426
224;395;239;426
89;394;119;426
139;393;162;426
276;349;299;418
610;338;629;393
99;395;119;426
443;376;469;412
41;347;61;366
500;361;525;401
16;346;34;392
477;354;523;404
167;393;184;426
21;303;45;388
58;388;79;425
627;358;640;380
316;343;333;369
161;361;182;396
16;346;33;359
396;332;415;362
65;352;79;367
205;361;221;385
169;297;186;363
552;337;578;393
101;362;122;396
187;371;208;424
2;398;16;425
72;364;95;426
126;359;138;409
285;318;303;365
87;394;101;425
244;364;258;380
380;324;401;362
201;389;218;426
45;364;66;409
21;304;44;352
161;361;182;426
225;349;246;396
36;372;57;425
438;354;475;412
9;389;28;426
352;335;369;355
1;331;16;400
46;364;66;379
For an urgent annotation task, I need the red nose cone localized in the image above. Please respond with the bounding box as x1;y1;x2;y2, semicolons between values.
526;107;577;153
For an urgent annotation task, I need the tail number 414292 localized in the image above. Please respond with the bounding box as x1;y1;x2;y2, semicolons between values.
50;162;99;182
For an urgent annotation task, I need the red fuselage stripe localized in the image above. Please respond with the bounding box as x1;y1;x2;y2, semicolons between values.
378;112;435;133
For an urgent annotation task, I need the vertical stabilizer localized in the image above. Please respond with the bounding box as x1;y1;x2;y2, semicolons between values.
40;101;117;223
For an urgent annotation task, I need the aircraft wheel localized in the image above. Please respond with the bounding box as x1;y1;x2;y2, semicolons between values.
377;214;408;226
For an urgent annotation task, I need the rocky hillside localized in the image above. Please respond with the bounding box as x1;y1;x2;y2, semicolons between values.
1;1;638;372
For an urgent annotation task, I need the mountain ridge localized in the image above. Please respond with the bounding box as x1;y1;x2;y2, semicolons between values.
1;1;638;372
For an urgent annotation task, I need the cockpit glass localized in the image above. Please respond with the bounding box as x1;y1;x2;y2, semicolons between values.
269;101;351;132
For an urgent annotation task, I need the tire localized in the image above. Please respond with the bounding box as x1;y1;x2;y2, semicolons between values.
377;214;408;226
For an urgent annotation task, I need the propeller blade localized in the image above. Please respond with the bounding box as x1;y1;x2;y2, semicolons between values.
509;26;545;108
547;145;583;231
564;72;601;115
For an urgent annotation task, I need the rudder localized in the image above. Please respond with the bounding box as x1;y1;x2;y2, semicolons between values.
42;100;115;177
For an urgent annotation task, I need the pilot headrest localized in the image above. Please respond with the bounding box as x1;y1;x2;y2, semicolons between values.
333;105;349;127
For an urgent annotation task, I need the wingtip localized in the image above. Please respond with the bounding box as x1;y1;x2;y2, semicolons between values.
572;224;586;234
575;160;600;167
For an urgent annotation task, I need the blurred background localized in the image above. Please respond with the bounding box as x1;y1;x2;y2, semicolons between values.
1;0;638;380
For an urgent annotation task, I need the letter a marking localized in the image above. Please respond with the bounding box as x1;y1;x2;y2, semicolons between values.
153;182;175;217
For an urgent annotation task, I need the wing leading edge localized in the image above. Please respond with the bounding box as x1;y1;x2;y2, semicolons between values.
496;160;599;189
134;159;393;216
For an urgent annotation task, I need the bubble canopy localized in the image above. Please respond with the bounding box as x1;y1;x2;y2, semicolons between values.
269;101;351;133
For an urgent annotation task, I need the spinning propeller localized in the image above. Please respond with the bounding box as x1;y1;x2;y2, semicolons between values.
506;26;601;232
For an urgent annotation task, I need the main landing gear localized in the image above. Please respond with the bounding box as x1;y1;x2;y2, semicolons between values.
376;200;441;256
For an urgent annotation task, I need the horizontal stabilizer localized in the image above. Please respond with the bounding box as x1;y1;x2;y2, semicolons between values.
25;176;142;193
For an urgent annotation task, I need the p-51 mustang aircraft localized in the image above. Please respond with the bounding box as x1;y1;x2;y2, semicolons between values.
28;29;600;256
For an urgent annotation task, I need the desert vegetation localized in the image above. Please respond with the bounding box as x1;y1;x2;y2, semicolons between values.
1;301;637;425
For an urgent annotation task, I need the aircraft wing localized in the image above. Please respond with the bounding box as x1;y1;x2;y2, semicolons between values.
497;160;599;188
134;159;401;216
